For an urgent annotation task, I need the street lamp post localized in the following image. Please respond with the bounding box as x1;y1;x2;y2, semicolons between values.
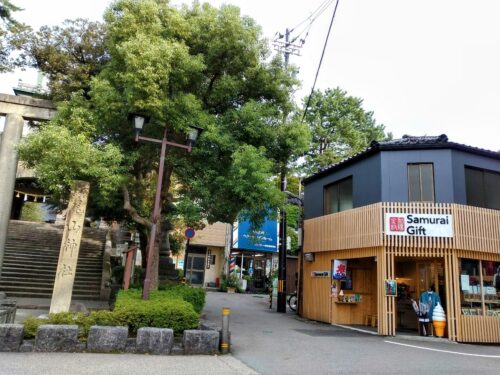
130;114;202;300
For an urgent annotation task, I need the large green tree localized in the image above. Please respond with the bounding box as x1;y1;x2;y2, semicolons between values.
18;0;309;290
15;18;109;101
0;0;26;72
302;87;390;174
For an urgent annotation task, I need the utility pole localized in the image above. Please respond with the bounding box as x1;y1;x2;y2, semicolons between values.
273;28;303;313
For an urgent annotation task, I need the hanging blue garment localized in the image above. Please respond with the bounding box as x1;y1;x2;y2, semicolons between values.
420;291;441;321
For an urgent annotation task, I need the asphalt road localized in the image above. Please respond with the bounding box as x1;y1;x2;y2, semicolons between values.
201;291;500;375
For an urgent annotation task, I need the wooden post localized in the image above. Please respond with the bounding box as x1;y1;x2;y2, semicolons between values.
123;246;138;290
50;181;90;313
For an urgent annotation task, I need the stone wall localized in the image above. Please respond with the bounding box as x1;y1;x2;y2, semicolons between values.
0;324;223;355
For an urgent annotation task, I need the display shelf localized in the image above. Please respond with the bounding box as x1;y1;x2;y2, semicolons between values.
464;298;500;304
334;301;358;304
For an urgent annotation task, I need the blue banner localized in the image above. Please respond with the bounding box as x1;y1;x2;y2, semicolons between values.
233;218;279;252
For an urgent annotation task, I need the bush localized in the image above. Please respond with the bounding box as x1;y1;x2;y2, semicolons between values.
114;289;198;334
220;273;242;292
157;284;206;313
21;286;202;339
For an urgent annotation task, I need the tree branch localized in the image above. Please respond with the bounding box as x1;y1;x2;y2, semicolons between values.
122;185;151;227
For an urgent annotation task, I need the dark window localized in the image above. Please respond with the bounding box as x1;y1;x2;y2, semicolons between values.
408;163;435;202
465;167;500;210
324;177;353;214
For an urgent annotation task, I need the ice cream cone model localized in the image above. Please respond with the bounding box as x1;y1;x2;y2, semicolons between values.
432;302;446;337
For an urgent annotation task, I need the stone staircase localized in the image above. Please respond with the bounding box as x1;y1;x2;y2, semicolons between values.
0;220;107;300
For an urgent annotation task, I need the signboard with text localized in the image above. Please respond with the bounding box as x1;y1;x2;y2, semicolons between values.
232;218;279;252
385;213;453;237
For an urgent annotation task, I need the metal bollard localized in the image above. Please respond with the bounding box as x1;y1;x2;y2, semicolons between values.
221;307;231;354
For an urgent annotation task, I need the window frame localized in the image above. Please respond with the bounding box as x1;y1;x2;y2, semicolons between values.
323;176;353;215
407;163;435;203
464;166;500;210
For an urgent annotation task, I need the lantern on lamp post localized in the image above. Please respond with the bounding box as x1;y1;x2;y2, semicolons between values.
129;113;203;299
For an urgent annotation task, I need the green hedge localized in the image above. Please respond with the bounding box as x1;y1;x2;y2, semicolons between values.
23;310;121;339
114;289;199;334
157;284;206;313
22;286;203;339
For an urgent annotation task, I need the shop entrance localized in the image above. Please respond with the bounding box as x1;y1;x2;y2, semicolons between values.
185;253;206;285
395;258;446;332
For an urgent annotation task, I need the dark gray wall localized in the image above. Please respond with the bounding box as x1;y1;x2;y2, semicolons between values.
380;149;454;203
451;149;500;204
304;153;382;219
304;147;500;220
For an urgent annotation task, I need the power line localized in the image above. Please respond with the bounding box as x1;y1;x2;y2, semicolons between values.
274;0;335;50
289;0;335;34
302;0;341;122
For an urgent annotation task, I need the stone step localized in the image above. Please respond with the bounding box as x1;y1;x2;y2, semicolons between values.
2;257;102;267
3;290;101;300
2;220;107;300
0;284;101;295
0;275;101;284
1;262;101;273
0;280;101;290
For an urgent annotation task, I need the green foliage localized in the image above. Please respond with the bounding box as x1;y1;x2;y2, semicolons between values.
20;202;43;222
18;121;125;208
157;284;206;314
23;287;202;338
0;0;27;73
219;273;241;292
287;226;299;255
22;316;44;338
114;289;199;334
302;87;391;174
22;311;122;339
14;18;108;101
17;0;311;288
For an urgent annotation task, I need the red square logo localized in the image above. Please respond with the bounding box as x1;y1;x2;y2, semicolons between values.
390;217;405;232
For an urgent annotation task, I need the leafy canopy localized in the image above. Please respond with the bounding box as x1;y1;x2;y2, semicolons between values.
302;87;391;174
18;0;310;231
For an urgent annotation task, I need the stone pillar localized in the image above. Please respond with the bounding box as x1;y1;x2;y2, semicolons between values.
0;113;24;277
50;181;90;313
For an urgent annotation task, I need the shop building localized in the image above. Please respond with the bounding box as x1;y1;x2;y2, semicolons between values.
301;135;500;342
183;218;286;292
184;222;230;287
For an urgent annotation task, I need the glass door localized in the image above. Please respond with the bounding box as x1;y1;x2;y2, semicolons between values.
185;253;206;285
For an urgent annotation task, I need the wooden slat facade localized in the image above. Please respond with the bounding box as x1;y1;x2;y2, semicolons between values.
302;202;500;342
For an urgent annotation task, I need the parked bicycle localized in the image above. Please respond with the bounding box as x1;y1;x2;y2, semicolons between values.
287;291;298;311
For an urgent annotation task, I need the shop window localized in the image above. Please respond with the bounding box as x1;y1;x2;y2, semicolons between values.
324;177;353;214
465;167;500;210
459;259;500;316
408;163;435;202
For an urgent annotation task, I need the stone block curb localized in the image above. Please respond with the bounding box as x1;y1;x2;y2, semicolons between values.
0;324;24;352
183;329;219;355
35;324;79;352
136;327;174;355
87;326;128;353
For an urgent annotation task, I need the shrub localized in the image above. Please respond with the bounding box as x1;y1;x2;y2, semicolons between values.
21;287;202;339
23;316;45;338
114;289;199;334
157;284;206;313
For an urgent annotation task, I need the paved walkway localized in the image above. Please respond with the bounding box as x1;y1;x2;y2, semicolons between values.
201;291;500;375
0;353;257;375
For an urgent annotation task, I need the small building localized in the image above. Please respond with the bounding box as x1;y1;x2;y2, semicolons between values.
184;222;230;287
301;135;500;342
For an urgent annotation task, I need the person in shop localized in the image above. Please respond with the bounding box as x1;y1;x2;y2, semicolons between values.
494;266;500;291
420;285;441;335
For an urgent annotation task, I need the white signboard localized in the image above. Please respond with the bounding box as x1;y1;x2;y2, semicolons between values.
385;213;453;237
